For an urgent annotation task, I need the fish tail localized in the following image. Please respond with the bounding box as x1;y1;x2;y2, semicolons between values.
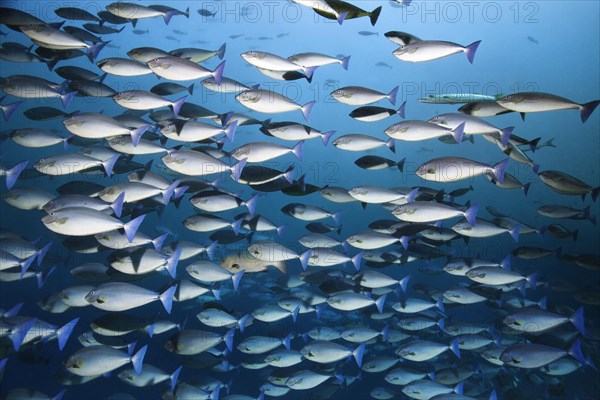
212;61;226;85
129;124;149;147
301;101;315;121
217;42;227;59
131;345;148;376
159;285;178;314
101;154;120;177
291;305;300;322
528;137;541;152
4;160;28;190
465;40;482;64
499;126;514;146
299;250;312;271
231;218;243;236
36;266;56;288
491;158;509;184
35;241;53;267
56;318;79;351
3;303;23;318
337;11;348;25
231;270;245;291
224;120;237;142
397;157;406;172
19;255;36;280
522;182;531;197
51;390;66;400
386;138;396;153
570;306;586;335
352;343;365;368
500;254;511;270
230;158;247;182
451;122;465;144
568;339;587;365
169;366;183;391
351;251;363;271
321;130;335;146
449;338;461;358
9;318;36;351
509;224;521;242
1;100;22;121
187;83;195;95
397;100;407;118
292;140;304;161
238;314;251;333
527;272;538;289
580;100;599;123
464;203;479;226
110;192;125;218
591;186;600;202
86;42;106;62
387;86;399;106
341;55;351;70
399;275;411;293
538;296;547;310
245;194;259;215
436;296;445;313
170;95;189;116
60;91;77;109
375;293;387;314
162;10;178;24
166;247;182;279
369;6;382;26
123;214;146;243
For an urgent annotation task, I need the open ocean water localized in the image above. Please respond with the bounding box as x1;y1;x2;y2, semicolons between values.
0;1;599;399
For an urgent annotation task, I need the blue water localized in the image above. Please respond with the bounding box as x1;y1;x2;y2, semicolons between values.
1;1;599;399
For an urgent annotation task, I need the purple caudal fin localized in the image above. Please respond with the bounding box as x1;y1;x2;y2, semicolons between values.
86;42;106;62
518;282;527;297
528;137;541;152
522;182;531;197
230;158;247;182
224;328;235;352
369;6;382;26
283;166;295;184
341;55;351;70
276;224;286;237
449;338;461;358
162;181;181;205
292;140;304;160
56;317;79;351
337;11;349;25
205;241;218;261
146;322;155;338
36;241;52;266
331;211;343;225
352;343;365;368
101;154;120;177
231;218;243;236
165;247;182;279
538;296;547;310
170;95;189;116
299;250;312;271
489;389;498;400
152;233;168;251
5;160;28;190
301;101;316;121
9;318;36;351
131;345;148;376
291;305;300;323
1;100;22;121
321;130;336;146
386;138;396;153
526;272;538;289
245;195;259;216
570;307;586;335
465;40;482;64
387;86;399;106
398;275;411;293
283;333;292;350
397;101;407;118
212;61;226;85
499;127;514;146
351;251;363;272
381;324;389;342
162;10;178;24
451;122;465;144
217;42;227;59
491;159;509;184
238;314;251;333
304;66;318;80
159;284;177;314
591;186;600;202
508;224;521;242
375;293;387;314
130;124;150;147
464;203;479;226
224;120;237;142
397;157;406;172
580;100;599;123
568;339;586;365
51;390;66;400
221;111;234;126
454;382;464;396
60;91;77;109
4;302;23;318
170;366;183;391
436;297;445;313
20;254;36;278
187;83;195;95
437;318;445;331
407;187;419;203
37;266;56;288
110;192;125;218
500;254;511;270
231;270;245;291
123;214;146;243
